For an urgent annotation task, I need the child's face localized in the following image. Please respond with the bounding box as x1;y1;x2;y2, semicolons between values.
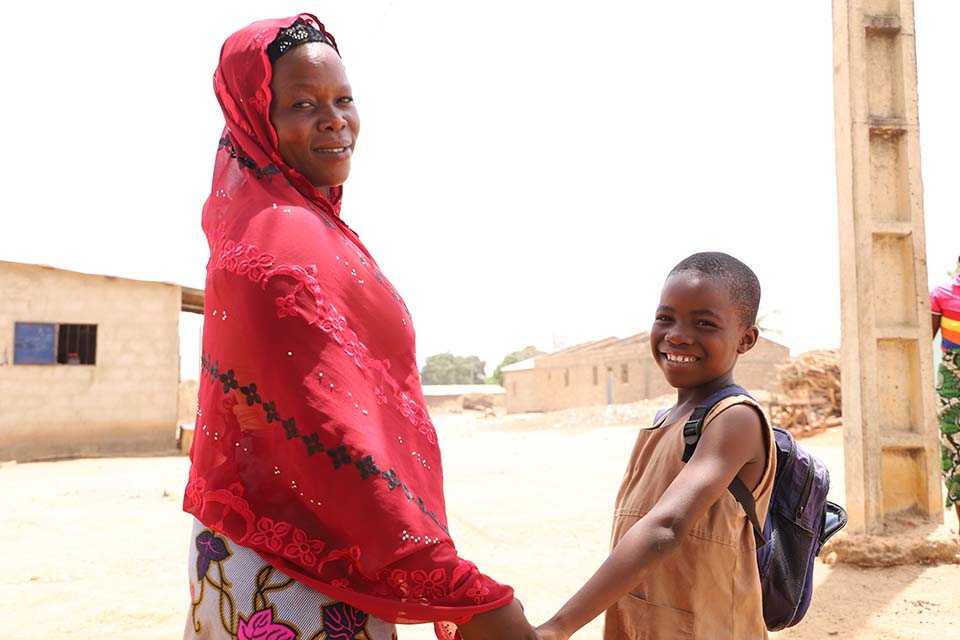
650;272;757;390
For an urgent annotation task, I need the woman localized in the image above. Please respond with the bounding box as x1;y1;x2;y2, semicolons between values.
931;256;960;530
183;15;538;640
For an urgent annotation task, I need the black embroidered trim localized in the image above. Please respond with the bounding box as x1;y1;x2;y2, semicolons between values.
282;417;299;440
199;353;448;534
355;455;380;480
327;444;352;469
267;19;337;63
301;432;323;455
218;134;280;181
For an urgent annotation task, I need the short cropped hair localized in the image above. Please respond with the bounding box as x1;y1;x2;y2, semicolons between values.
668;252;761;326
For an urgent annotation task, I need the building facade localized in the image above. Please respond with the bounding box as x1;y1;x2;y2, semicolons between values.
0;261;197;460
503;333;790;414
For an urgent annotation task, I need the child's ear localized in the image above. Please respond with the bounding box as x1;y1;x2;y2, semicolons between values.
737;325;759;354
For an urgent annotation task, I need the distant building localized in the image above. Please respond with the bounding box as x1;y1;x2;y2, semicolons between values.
421;384;506;414
502;333;790;414
0;261;203;460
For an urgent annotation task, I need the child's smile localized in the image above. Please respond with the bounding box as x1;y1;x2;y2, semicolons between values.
661;351;700;364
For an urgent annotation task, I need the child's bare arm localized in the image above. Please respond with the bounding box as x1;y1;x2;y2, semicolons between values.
537;405;765;638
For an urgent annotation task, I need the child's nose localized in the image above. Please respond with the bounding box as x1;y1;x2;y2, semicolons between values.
665;330;692;345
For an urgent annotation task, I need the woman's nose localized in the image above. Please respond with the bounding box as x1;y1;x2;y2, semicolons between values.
316;107;347;131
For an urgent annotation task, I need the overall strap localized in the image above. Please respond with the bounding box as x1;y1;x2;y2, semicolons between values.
680;384;765;547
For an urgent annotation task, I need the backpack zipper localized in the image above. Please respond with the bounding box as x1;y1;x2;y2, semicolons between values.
797;462;815;518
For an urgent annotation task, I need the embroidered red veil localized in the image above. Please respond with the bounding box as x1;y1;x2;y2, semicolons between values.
183;14;513;637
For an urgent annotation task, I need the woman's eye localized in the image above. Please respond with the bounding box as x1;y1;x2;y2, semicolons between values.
293;101;313;109
655;315;671;322
337;96;354;105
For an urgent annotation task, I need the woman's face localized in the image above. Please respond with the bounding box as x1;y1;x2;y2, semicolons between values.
269;42;360;189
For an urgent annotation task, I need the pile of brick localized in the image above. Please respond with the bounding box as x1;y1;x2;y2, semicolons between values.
769;349;842;436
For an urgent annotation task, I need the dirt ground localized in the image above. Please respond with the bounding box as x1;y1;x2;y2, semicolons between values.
1;402;958;639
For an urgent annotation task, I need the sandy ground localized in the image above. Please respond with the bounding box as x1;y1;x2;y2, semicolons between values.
1;403;958;639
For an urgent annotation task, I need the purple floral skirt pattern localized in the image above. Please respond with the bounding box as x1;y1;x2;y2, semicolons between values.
185;518;399;640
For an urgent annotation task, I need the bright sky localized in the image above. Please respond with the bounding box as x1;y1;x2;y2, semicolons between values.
2;2;957;379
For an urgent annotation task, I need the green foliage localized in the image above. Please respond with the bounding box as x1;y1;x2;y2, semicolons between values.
490;345;544;386
420;352;486;385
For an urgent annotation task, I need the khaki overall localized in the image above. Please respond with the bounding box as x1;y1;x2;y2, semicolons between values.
603;395;776;640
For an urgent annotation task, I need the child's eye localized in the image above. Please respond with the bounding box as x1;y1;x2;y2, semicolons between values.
696;320;717;328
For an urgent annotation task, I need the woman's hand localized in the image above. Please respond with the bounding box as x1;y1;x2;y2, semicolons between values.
535;622;571;640
458;598;539;640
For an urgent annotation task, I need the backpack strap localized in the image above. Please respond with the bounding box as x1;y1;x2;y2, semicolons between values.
680;384;747;463
680;383;766;547
728;476;765;548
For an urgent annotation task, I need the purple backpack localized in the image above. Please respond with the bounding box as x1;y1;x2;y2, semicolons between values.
677;384;847;630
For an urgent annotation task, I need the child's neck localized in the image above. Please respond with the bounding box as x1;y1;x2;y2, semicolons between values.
672;372;737;415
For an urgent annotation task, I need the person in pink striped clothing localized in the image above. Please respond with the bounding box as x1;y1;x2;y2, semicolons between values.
931;256;960;530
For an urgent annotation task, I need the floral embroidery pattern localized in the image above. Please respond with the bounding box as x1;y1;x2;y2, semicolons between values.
281;417;299;440
263;401;281;424
198;354;450;536
396;391;437;445
282;528;326;567
248;518;292;553
319;545;363;576
184;477;206;512
301;431;323;454
381;468;401;491
220;369;239;394
199;482;257;542
240;383;262;406
466;579;491;605
275;294;297;318
355;455;380;480
215;240;277;286
210;239;438;447
410;568;448;599
387;569;410;598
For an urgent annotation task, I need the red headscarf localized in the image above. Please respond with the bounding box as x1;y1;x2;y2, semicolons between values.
184;14;513;637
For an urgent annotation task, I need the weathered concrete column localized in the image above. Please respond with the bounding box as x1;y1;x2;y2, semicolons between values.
832;0;942;533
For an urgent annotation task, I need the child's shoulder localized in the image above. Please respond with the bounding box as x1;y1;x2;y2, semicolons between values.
707;390;765;420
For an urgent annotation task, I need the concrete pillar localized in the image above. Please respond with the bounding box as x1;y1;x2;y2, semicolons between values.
832;0;942;532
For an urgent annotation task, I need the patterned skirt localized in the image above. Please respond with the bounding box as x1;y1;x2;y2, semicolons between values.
937;349;960;506
185;518;398;640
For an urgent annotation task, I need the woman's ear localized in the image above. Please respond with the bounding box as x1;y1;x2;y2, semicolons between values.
737;325;759;354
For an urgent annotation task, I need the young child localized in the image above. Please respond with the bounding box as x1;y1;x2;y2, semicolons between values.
537;252;776;640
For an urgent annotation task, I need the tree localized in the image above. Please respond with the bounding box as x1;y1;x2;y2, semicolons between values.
420;353;486;385
490;346;544;386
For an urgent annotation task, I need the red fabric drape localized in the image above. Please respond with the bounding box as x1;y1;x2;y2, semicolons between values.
184;14;513;637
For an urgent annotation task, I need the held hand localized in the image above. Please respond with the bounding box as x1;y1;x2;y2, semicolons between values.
457;598;539;640
535;622;571;640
